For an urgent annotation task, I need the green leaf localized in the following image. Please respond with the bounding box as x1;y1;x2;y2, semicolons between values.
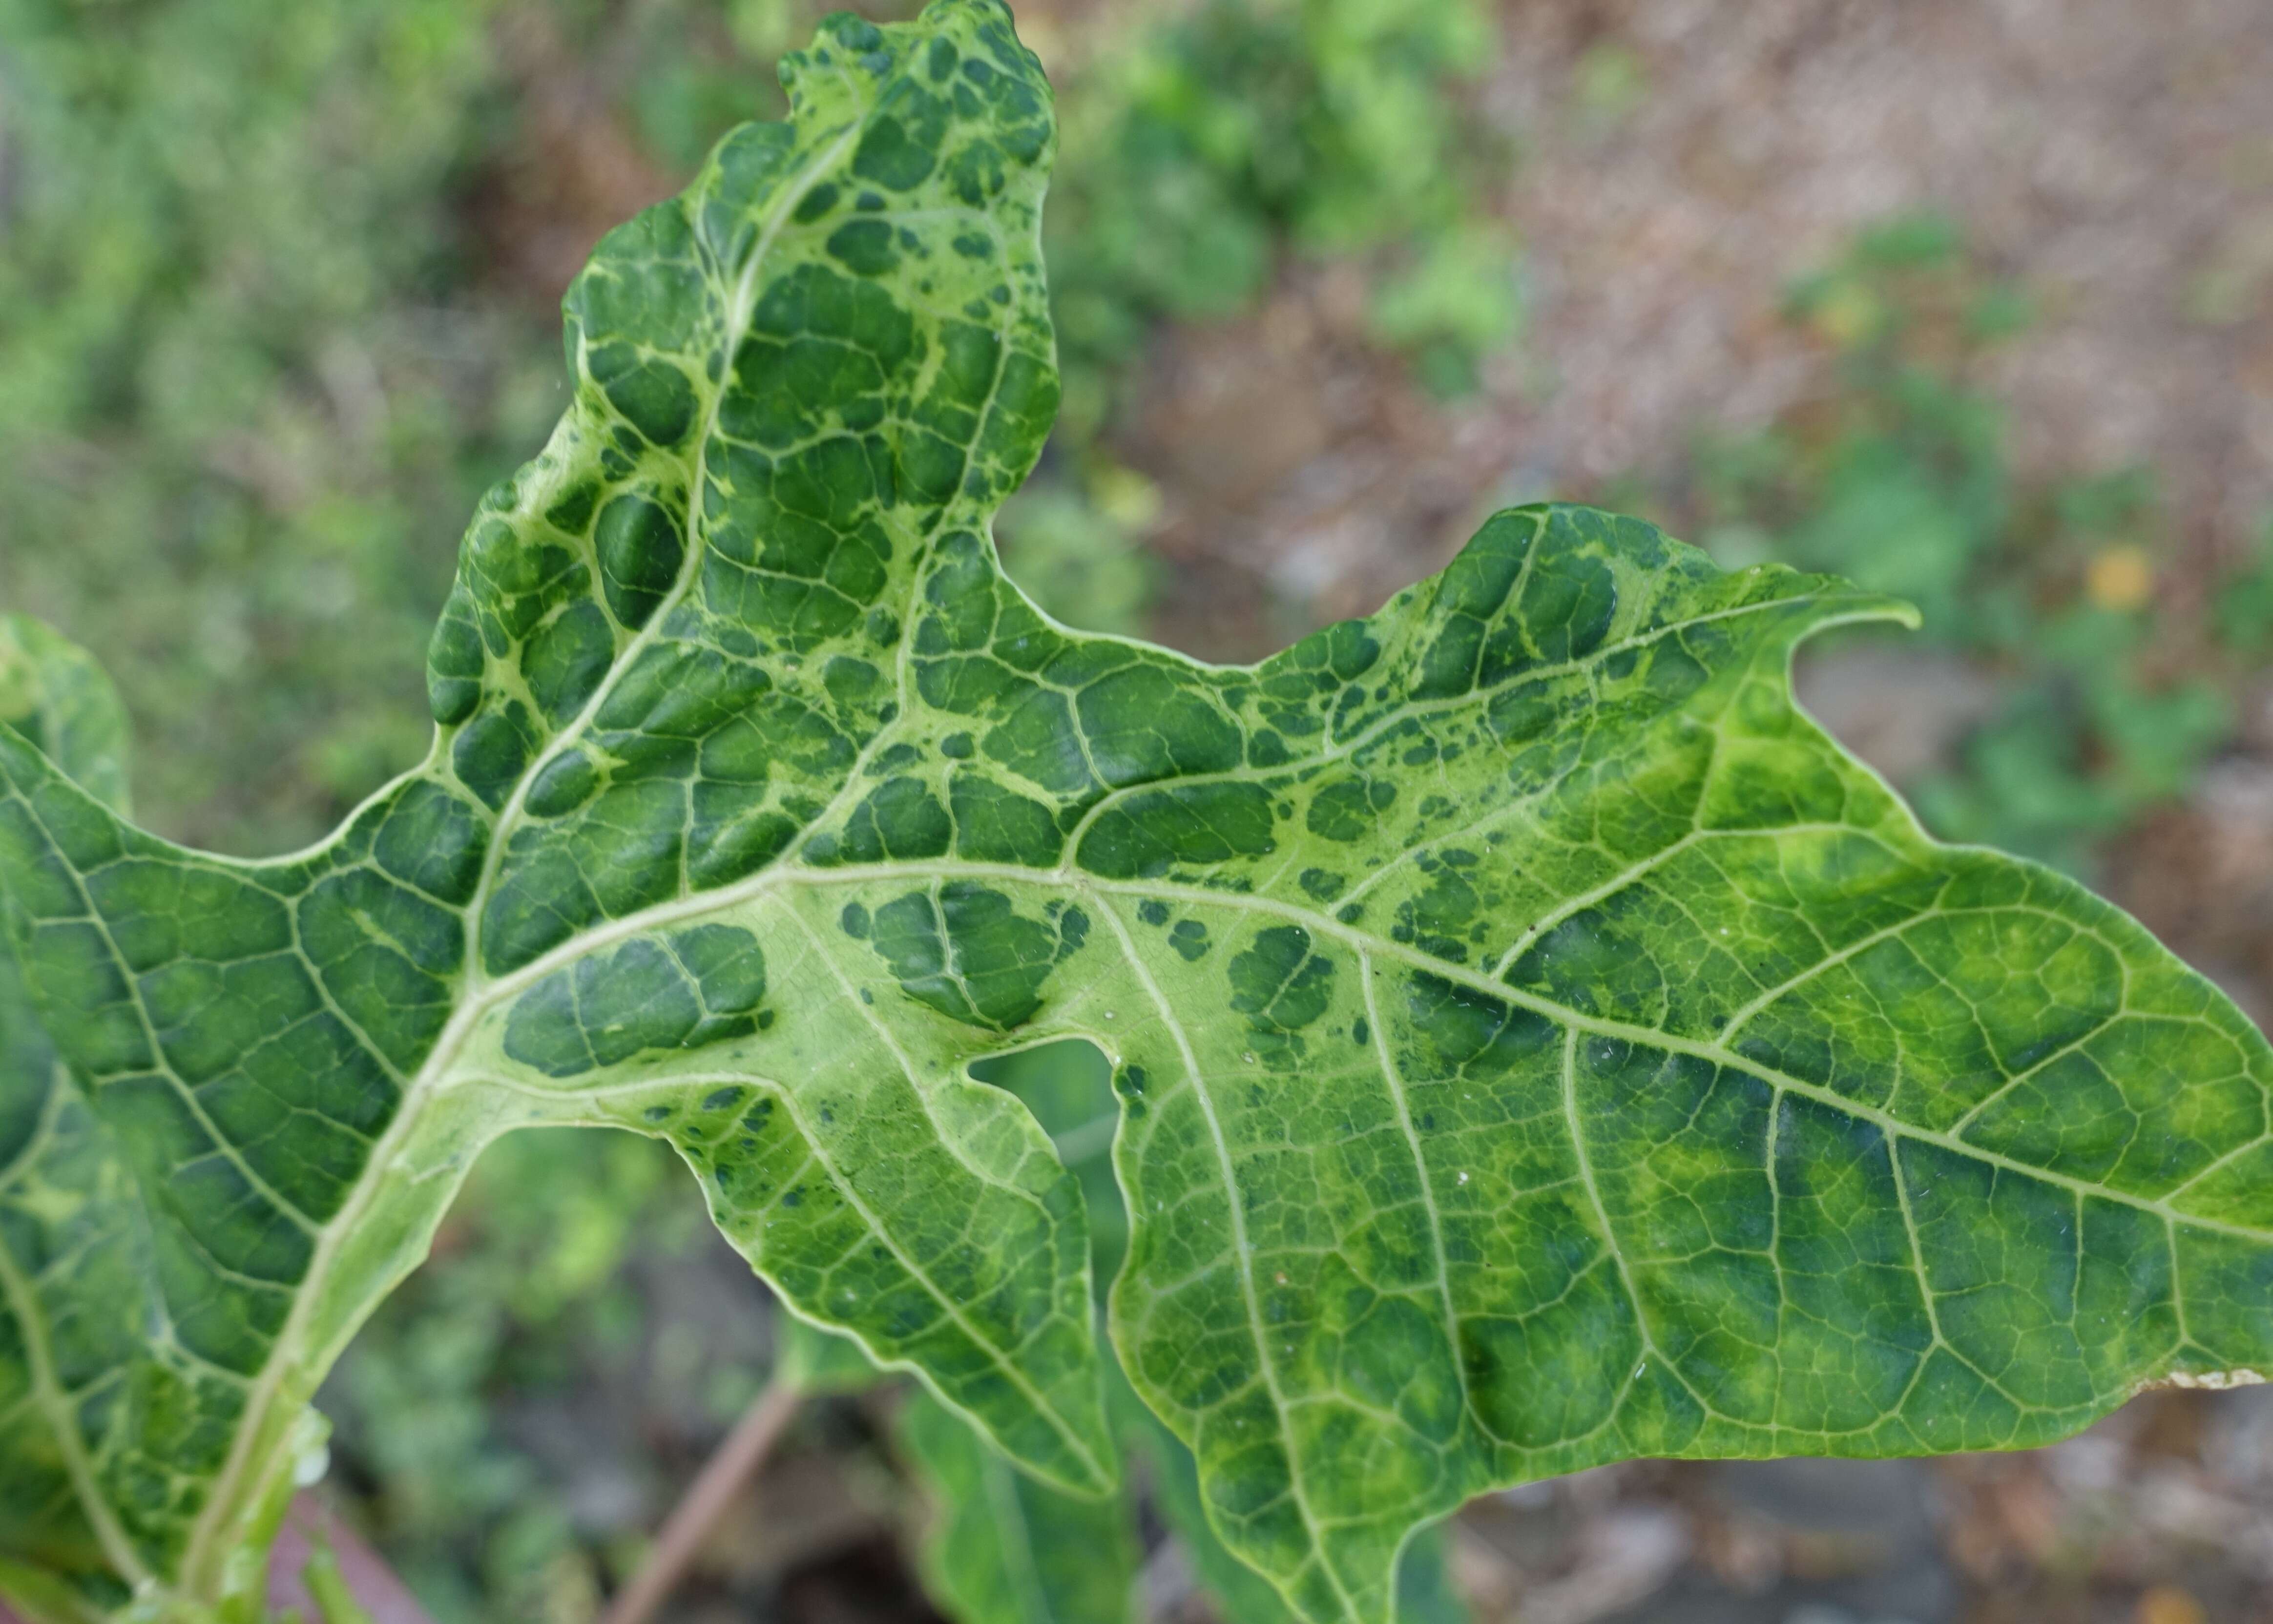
893;1041;1463;1624
1126;1378;1303;1624
0;614;219;1613
892;1313;1473;1624
2;4;2271;1623
899;1387;1141;1624
774;1310;887;1397
2;7;1109;1616
0;617;131;820
899;1352;1472;1624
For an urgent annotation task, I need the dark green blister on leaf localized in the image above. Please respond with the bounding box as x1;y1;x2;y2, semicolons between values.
3;4;2272;1622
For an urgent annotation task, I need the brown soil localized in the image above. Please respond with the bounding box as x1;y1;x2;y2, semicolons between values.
1113;0;2273;652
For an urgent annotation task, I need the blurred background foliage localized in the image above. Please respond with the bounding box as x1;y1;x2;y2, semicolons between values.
1621;216;2271;874
2;0;2271;1620
0;0;1516;857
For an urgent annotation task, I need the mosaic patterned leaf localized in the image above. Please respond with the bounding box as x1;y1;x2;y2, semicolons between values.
3;2;2270;1620
897;1370;1469;1624
890;1039;1470;1624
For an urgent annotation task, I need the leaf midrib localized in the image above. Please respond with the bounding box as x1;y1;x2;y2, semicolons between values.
140;790;2268;1587
460;854;2273;1252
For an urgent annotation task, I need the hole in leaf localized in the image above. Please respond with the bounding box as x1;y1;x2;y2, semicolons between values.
968;1037;1127;1287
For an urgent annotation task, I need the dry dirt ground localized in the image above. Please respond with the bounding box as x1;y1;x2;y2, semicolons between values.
1118;0;2273;645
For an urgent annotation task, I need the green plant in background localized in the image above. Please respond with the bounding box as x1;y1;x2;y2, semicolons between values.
0;0;531;856
320;1127;704;1618
5;10;2273;1624
1043;0;1518;437
1698;216;2017;631
1909;470;2231;871
2211;509;2273;660
1004;0;1522;650
1655;216;2241;874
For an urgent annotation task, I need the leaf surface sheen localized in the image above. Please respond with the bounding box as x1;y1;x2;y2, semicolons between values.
3;4;2273;1620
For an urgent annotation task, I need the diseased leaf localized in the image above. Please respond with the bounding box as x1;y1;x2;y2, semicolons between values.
1125;1372;1303;1624
1;8;1109;1616
0;616;172;1611
903;1361;1474;1624
894;1040;1466;1624
2;3;2271;1622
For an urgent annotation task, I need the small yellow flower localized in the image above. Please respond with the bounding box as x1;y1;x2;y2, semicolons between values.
2087;544;2155;611
1812;280;1883;349
2135;1584;2207;1624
